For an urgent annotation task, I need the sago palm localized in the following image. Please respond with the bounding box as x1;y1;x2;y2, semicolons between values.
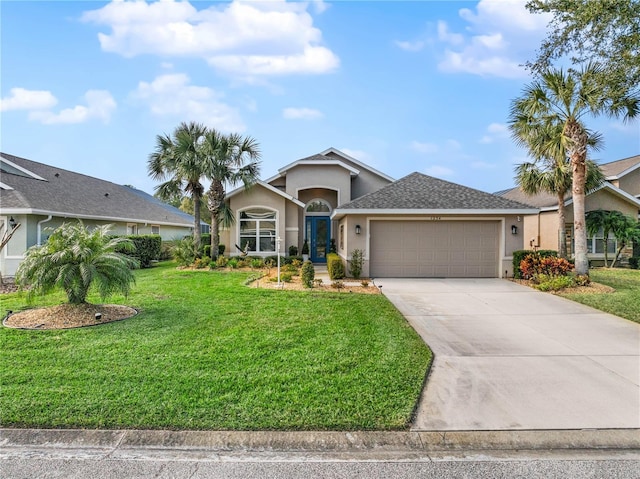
16;222;137;305
203;130;261;258
511;119;604;258
509;64;639;274
148;122;208;256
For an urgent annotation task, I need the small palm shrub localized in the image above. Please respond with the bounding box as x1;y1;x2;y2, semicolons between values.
349;249;363;279
250;258;264;269
228;258;239;269
16;222;138;305
172;236;197;266
215;255;228;268
301;260;315;288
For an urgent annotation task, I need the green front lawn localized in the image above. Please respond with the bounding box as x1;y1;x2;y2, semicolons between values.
0;262;431;430
560;268;640;323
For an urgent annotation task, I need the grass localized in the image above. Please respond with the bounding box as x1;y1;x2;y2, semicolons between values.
559;268;640;324
0;262;431;430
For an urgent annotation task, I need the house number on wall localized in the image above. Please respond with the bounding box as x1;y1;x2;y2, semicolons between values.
429;216;442;221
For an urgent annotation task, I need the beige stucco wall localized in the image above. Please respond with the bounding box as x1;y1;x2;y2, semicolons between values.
336;214;526;279
284;164;351;205
618;168;640;198
323;151;392;201
228;184;287;256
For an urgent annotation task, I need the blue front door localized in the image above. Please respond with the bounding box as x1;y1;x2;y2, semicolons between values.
305;216;330;263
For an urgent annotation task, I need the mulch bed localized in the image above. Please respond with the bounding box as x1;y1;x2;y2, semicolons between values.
511;278;615;294
3;303;137;330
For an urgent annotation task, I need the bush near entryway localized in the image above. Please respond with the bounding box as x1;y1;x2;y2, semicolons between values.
327;253;345;280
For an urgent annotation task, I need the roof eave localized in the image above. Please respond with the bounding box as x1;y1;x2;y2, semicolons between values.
331;208;539;219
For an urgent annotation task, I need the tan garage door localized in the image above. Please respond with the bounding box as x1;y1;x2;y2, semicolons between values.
370;220;499;278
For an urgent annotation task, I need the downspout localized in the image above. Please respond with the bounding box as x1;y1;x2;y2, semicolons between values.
37;215;53;245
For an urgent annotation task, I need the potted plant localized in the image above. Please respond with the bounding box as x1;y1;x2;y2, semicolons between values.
301;239;310;262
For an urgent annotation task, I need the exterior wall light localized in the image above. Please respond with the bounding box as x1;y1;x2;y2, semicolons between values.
355;224;361;235
511;225;518;235
9;216;17;229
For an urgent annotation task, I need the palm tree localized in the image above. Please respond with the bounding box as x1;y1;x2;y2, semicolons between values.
509;64;639;275
511;120;604;258
16;221;137;304
148;122;208;256
202;130;261;258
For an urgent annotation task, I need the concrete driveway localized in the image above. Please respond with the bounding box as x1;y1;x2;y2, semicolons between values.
377;278;640;431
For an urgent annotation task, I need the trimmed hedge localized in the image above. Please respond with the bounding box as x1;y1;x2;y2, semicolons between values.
629;257;639;269
327;253;345;280
512;249;557;279
116;235;161;268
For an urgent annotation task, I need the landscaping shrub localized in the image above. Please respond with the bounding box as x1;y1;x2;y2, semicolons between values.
288;245;298;256
159;241;173;261
533;274;574;292
329;239;337;254
301;260;315;288
128;235;161;268
215;255;228;268
349;249;363;279
283;263;298;273
331;280;344;290
574;274;591;286
361;279;369;288
227;258;239;269
301;240;309;256
520;253;572;280
193;256;211;269
327;253;345;280
630;257;639;269
250;258;264;269
203;244;224;258
513;249;558;278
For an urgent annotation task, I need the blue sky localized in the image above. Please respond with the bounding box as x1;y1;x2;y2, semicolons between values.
2;0;638;197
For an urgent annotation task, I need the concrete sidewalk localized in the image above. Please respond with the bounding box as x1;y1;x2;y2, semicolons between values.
377;278;640;432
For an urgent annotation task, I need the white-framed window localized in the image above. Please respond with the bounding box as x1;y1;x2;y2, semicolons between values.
127;224;138;235
239;208;277;253
151;225;160;235
587;227;617;254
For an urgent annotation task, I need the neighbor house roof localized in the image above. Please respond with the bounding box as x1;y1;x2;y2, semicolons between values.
333;172;537;218
600;154;640;179
496;182;640;211
0;152;196;227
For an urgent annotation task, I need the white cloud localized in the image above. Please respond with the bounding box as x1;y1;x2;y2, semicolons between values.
82;0;339;77
480;122;510;143
28;90;116;124
410;141;438;154
424;165;454;177
1;88;58;111
282;107;323;120
132;73;245;132
310;0;330;14
435;0;551;78
395;40;425;52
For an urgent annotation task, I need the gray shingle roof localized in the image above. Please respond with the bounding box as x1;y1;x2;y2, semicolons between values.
600;154;640;178
494;186;560;208
337;172;535;210
0;152;195;227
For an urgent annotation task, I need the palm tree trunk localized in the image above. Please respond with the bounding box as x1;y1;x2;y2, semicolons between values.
557;192;567;259
208;180;225;260
193;191;202;258
566;120;589;275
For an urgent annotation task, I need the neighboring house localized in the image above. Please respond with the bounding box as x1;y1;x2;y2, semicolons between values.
0;152;204;277
223;148;536;278
497;154;640;263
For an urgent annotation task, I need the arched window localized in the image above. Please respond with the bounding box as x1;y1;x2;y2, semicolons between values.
305;199;331;215
239;208;277;253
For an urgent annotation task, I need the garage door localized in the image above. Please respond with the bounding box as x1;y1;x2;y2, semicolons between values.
370;220;499;278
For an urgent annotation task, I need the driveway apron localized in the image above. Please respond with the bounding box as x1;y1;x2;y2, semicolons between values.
378;278;640;431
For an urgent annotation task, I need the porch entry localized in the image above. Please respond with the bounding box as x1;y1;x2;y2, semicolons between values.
305;216;330;263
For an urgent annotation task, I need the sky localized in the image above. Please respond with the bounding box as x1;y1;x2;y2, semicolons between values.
1;0;638;197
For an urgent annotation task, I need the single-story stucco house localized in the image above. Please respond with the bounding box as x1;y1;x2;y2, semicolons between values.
222;148;537;278
497;154;640;263
0;152;205;277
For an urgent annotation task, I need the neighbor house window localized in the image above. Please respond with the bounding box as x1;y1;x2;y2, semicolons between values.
239;209;276;253
587;227;617;254
127;224;138;235
151;225;160;235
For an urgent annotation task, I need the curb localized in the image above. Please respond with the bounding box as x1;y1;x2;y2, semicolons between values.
2;428;639;454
